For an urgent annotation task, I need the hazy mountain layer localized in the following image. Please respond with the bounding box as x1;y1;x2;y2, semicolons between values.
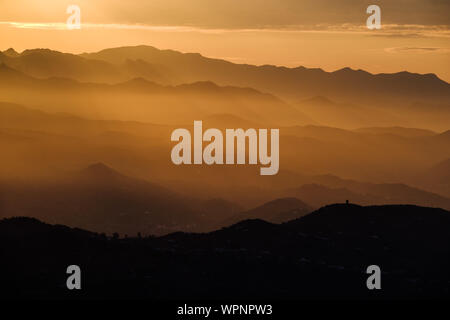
2;46;450;130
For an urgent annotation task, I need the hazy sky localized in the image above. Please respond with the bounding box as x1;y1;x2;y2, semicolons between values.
0;0;449;81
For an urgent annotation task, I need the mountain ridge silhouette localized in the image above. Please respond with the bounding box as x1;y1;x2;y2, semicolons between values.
2;46;449;107
1;203;449;299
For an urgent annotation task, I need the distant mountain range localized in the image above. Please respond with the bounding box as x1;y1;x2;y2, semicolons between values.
0;162;203;236
2;45;449;107
1;43;449;301
0;45;449;238
1;101;449;205
1;45;450;130
0;63;312;126
0;159;314;235
1;204;449;299
2;160;450;237
80;46;450;105
223;197;313;225
354;126;436;137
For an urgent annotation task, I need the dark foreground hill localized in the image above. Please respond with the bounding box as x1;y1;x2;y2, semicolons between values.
0;204;449;299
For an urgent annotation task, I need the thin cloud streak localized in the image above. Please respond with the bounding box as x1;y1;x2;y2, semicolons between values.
385;47;450;54
1;21;449;38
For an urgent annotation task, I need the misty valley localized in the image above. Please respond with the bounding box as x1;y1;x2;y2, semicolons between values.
0;46;449;235
0;45;449;299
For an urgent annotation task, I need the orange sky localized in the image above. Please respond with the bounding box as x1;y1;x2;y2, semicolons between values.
0;0;449;81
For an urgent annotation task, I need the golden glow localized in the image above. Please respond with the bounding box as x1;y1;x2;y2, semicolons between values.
0;1;449;80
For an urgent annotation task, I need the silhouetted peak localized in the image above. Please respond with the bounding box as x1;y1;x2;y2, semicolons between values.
21;48;59;56
3;48;19;57
94;45;160;54
0;217;53;237
379;70;446;84
81;162;122;180
321;203;363;210
332;67;371;78
299;202;364;219
394;71;435;79
0;216;43;226
423;73;439;80
227;219;275;231
333;67;353;74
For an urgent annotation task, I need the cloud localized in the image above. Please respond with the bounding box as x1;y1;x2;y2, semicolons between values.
1;21;449;39
0;21;199;32
367;24;450;38
1;0;449;30
384;47;450;53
